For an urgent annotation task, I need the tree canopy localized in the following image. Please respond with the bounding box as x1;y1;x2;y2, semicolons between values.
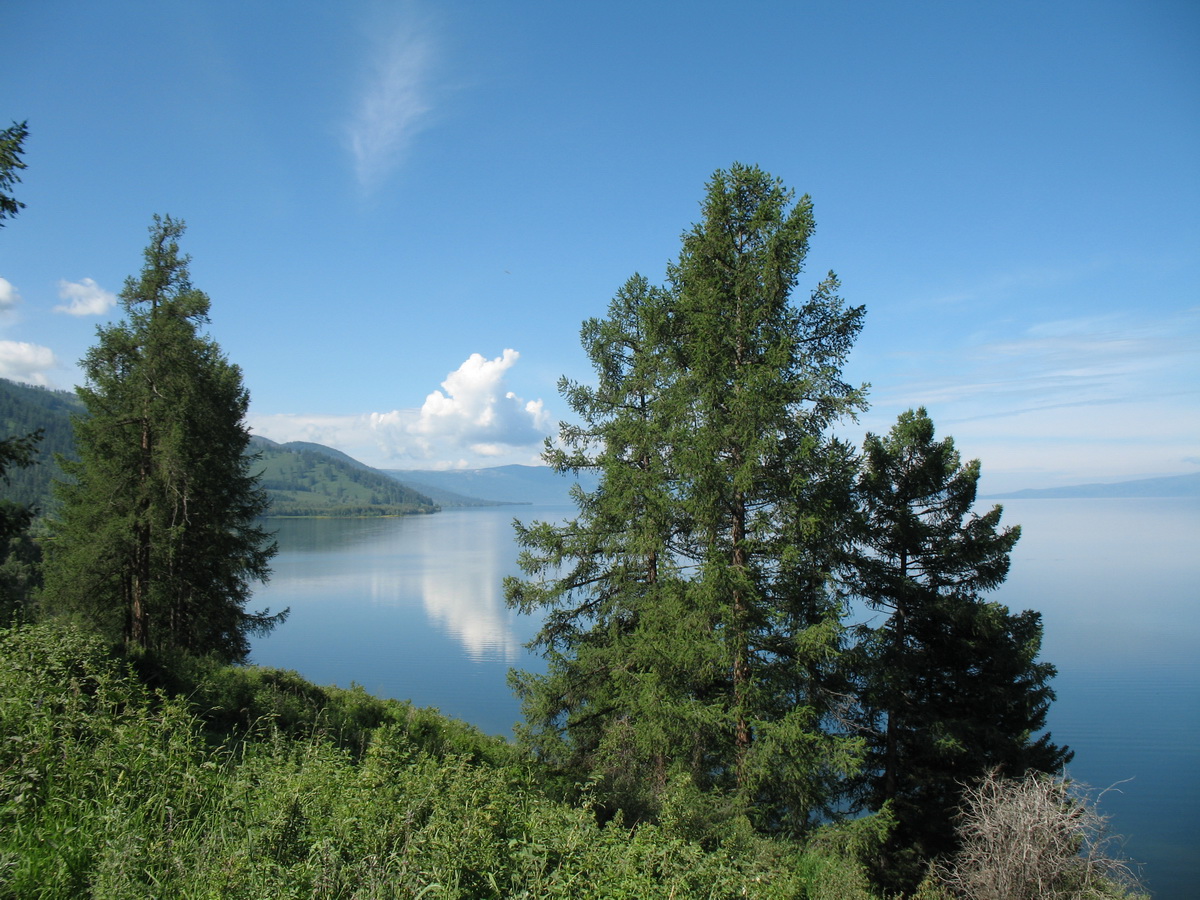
506;170;1069;885
0;120;28;226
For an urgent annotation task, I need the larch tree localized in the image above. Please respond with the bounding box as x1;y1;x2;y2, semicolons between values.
506;273;689;820
847;407;1070;888
507;164;867;834
42;216;281;662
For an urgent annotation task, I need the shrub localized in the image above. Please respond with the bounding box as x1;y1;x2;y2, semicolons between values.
932;770;1147;900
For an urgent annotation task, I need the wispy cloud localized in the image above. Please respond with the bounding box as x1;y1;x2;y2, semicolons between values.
921;259;1110;308
890;310;1198;415
54;277;117;316
346;10;437;193
858;307;1200;490
249;350;551;470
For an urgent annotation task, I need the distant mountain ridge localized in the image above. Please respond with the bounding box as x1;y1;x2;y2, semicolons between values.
984;472;1200;500
9;378;1189;511
384;465;599;507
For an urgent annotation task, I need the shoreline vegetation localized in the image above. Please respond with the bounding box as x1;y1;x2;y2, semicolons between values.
0;621;878;899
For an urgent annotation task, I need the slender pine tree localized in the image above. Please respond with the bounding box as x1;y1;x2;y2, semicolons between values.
42;216;281;662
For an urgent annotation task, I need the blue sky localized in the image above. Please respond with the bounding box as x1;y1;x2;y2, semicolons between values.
3;0;1197;491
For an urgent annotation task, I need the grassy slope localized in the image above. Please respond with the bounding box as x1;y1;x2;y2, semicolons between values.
251;437;438;517
0;622;877;900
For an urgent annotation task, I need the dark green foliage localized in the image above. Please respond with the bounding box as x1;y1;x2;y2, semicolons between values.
508;164;867;835
506;273;680;807
0;124;43;624
41;216;280;663
666;164;867;833
0;120;28;226
846;408;1071;889
252;438;438;516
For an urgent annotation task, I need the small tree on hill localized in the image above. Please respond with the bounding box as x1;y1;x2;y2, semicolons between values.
42;216;281;662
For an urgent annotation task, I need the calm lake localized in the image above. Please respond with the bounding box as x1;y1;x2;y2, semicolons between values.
249;498;1198;899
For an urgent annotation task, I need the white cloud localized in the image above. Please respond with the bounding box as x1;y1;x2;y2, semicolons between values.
249;350;552;470
0;277;21;310
54;278;117;316
412;349;549;441
0;341;59;385
347;12;436;192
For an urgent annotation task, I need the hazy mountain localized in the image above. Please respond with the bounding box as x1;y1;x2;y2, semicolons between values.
13;371;1185;511
984;472;1200;500
384;465;599;506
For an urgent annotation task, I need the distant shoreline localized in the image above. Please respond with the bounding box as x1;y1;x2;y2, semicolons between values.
984;472;1199;500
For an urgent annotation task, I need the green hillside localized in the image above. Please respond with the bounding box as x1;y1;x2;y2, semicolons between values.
250;437;438;517
0;379;437;518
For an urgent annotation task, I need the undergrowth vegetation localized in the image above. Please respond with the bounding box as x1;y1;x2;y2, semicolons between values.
1;623;888;899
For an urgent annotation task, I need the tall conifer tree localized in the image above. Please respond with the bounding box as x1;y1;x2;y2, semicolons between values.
508;274;687;817
43;216;281;662
508;165;866;832
0;119;43;621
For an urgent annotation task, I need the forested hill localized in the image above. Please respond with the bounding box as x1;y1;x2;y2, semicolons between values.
0;379;81;511
0;378;445;518
246;437;440;517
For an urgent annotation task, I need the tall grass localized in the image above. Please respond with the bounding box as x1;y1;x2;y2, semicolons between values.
1;623;875;899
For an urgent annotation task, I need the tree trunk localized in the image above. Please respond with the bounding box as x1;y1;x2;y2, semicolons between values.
732;489;750;782
130;415;152;650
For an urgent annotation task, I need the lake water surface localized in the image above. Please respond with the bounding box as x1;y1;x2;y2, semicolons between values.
249;498;1198;899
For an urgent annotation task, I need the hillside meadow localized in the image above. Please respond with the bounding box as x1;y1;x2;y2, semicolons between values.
1;622;888;899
